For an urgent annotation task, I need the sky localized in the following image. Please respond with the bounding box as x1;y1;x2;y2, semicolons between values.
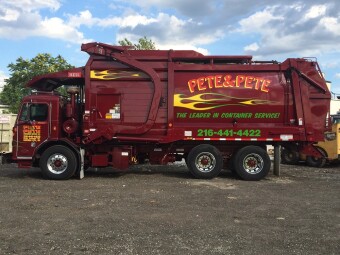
0;0;340;93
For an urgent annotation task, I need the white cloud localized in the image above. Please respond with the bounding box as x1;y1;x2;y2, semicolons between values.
235;4;340;58
115;12;220;54
158;43;209;55
98;14;157;28
244;43;259;52
67;10;163;29
319;17;340;36
335;73;340;79
304;5;327;20
322;58;340;69
0;8;20;22
0;0;60;12
296;4;331;30
66;10;212;53
0;1;90;44
237;6;284;33
40;17;90;43
67;10;94;28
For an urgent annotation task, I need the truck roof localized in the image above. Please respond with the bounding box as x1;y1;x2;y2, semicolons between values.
26;67;84;91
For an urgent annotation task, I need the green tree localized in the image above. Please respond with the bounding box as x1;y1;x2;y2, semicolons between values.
0;54;73;113
118;36;156;50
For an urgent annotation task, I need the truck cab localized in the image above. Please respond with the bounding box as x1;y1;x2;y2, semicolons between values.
13;93;64;168
12;67;85;179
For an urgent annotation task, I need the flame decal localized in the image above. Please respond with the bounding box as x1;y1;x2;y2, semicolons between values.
90;70;146;80
174;93;274;111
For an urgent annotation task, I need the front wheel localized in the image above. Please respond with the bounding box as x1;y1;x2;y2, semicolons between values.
40;145;78;180
233;146;270;181
187;144;223;179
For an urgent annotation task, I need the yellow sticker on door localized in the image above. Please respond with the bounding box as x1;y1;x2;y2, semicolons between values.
23;125;41;142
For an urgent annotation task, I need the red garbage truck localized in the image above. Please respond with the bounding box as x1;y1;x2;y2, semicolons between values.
11;42;331;180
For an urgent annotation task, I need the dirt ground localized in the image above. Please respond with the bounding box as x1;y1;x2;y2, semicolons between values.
0;161;339;255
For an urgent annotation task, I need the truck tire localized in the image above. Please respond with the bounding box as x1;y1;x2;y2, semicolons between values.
40;145;78;180
233;146;270;181
187;144;223;179
281;147;299;165
306;146;327;168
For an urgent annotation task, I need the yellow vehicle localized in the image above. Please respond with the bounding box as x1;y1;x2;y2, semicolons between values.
281;115;340;167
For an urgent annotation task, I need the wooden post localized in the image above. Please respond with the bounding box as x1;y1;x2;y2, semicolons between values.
274;144;281;176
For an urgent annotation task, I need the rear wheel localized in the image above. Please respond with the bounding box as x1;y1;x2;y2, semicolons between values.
187;144;223;179
306;146;327;168
233;146;270;181
40;145;78;180
281;147;299;165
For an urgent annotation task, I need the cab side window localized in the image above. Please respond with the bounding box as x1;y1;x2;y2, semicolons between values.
30;104;48;121
19;104;48;122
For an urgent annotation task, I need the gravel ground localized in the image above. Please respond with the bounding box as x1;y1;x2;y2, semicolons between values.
0;162;339;255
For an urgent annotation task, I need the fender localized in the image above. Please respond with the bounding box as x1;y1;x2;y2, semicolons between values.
35;138;81;168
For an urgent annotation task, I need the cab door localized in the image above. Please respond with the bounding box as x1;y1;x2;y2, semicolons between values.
15;102;50;159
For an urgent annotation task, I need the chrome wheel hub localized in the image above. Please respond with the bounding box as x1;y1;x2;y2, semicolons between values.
195;152;216;172
47;153;68;174
243;153;263;174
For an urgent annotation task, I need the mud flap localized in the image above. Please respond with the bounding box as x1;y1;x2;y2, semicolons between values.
80;148;85;179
